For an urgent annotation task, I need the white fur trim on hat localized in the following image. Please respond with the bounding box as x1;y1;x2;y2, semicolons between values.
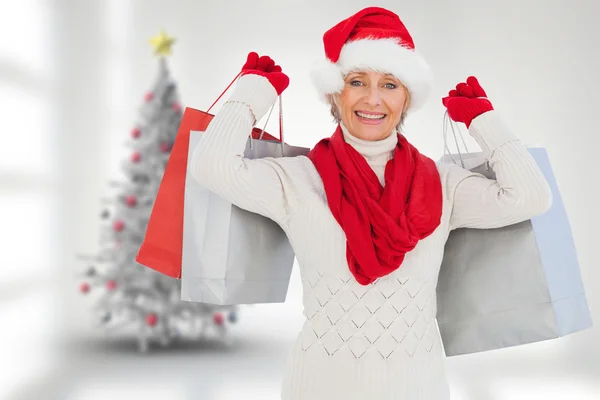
310;38;434;110
309;58;345;104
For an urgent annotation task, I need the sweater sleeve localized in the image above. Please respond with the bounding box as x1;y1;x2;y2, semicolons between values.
189;74;305;225
448;110;553;230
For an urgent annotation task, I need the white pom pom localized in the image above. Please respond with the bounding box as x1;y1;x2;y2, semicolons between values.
309;58;344;103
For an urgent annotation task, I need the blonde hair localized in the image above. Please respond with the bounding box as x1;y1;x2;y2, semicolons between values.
328;83;411;132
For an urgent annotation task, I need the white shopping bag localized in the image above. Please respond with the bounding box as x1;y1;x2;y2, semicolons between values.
180;100;309;305
436;113;592;356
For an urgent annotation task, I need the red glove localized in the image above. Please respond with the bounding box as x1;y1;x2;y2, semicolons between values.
442;76;494;128
240;52;289;95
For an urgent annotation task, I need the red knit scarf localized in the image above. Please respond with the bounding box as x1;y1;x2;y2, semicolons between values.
307;126;443;285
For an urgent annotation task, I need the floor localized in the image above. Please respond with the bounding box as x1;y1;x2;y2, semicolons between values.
2;283;599;400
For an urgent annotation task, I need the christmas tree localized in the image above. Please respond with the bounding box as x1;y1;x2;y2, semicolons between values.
77;30;238;353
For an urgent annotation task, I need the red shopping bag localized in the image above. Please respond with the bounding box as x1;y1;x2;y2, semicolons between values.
136;73;280;278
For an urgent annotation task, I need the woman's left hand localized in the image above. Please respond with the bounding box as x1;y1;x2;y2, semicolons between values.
442;76;494;128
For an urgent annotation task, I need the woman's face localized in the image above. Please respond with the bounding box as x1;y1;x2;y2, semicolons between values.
337;70;409;141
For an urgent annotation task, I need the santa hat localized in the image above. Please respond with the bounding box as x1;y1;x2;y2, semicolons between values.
310;7;434;111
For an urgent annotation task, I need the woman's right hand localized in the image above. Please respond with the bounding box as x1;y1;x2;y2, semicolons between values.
240;52;289;95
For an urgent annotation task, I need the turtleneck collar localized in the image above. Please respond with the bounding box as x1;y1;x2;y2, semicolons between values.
340;122;398;159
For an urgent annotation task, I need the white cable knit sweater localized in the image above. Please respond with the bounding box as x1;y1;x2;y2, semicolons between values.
190;75;552;400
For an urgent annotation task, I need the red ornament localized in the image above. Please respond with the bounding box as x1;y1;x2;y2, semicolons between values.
159;142;171;153
80;282;90;294
146;313;158;327
213;312;224;325
125;195;137;207
131;127;141;138
172;102;181;112
106;280;117;291
113;220;125;232
144;92;154;102
131;152;141;163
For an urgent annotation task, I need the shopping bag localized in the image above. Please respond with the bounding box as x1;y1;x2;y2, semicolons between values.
180;97;309;305
135;73;280;278
435;114;592;356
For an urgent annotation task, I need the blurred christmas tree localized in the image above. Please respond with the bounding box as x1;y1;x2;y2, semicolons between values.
77;30;238;352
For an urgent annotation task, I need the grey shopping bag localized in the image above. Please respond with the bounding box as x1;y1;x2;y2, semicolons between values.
180;102;309;306
435;116;592;356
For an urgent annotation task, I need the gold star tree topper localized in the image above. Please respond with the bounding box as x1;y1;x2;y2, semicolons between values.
149;30;175;56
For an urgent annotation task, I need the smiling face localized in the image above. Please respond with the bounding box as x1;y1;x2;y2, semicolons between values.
335;70;410;141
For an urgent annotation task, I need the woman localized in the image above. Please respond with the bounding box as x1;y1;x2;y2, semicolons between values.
191;6;552;400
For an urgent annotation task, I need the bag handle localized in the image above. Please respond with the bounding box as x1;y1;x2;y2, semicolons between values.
206;71;242;113
206;71;285;154
442;110;469;168
253;95;285;156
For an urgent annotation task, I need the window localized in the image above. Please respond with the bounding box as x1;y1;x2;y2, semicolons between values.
0;0;53;286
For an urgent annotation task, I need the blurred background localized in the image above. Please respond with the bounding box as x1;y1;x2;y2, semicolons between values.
2;0;599;399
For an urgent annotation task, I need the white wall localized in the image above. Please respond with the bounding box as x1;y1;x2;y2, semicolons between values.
3;0;599;398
